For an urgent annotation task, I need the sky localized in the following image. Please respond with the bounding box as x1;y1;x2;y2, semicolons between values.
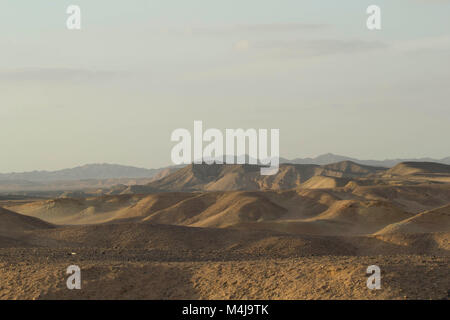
1;0;449;172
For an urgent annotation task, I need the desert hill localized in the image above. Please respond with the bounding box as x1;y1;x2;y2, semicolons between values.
300;176;351;189
351;184;450;213
1;165;450;300
320;161;385;176
0;207;52;235
113;161;450;195
1;217;447;257
2;158;449;196
306;200;414;234
386;162;450;176
0;207;53;248
6;183;450;237
3;154;449;182
116;161;386;193
376;204;450;234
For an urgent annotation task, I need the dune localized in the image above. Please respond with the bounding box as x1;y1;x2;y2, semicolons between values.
232;200;414;236
7;198;87;222
305;200;413;234
351;184;450;213
19;221;356;257
300;176;351;189
0;207;52;234
376;204;450;234
7;183;450;236
142;191;287;228
0;207;53;247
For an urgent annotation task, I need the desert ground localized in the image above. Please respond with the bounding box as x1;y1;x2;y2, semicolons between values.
0;161;449;300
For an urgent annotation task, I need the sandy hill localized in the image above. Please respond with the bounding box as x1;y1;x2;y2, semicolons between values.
7;184;450;237
5;192;288;227
300;176;351;189
305;200;414;234
118;163;315;193
10;219;446;260
386;162;450;176
141;192;288;228
117;161;386;193
10;198;88;222
376;204;450;234
0;207;52;234
351;184;450;213
5;195;149;224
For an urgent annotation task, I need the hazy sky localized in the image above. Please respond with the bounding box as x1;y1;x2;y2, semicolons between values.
1;0;449;172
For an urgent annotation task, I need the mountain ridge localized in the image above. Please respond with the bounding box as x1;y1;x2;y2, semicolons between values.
1;153;449;183
282;153;450;167
0;163;182;182
114;161;385;193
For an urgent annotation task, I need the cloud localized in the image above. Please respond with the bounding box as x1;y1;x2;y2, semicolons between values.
393;35;450;53
413;0;450;3
246;38;388;58
233;40;250;52
230;23;327;33
0;68;124;83
157;23;327;37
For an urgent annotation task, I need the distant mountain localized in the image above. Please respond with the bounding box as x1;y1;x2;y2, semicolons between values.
281;153;450;167
0;164;171;182
1;153;449;184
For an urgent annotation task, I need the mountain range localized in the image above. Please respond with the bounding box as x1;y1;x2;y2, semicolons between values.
1;153;449;182
0;163;182;182
115;161;386;194
280;153;450;167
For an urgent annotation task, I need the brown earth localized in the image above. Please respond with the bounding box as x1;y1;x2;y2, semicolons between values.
0;161;449;300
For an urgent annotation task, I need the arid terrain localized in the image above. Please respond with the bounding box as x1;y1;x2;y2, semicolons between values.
0;161;449;300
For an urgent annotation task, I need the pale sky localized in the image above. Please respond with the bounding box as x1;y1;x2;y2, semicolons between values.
1;0;449;172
